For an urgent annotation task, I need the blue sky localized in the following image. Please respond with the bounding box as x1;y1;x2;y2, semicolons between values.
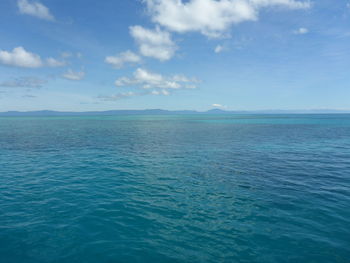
0;0;350;111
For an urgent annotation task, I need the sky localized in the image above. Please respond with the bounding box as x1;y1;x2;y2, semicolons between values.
0;0;350;111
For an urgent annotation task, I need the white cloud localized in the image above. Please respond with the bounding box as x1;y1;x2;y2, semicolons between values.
172;74;198;82
17;0;55;21
115;68;198;90
144;0;311;37
0;77;47;88
130;25;177;61
151;89;170;96
0;47;67;68
105;50;142;69
62;69;85;81
212;103;227;108
0;46;43;68
214;45;224;53
250;0;310;9
101;68;198;101
46;57;66;67
293;27;309;34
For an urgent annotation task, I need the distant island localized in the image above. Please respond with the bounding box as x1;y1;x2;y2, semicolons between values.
1;109;350;116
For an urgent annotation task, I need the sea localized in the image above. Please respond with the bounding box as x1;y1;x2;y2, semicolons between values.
0;114;349;263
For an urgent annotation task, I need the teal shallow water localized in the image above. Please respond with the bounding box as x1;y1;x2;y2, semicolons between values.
0;114;349;262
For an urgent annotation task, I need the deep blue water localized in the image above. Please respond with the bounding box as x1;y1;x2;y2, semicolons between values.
0;114;350;263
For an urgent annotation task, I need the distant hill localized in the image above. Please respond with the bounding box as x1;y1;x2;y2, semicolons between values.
0;109;196;116
0;109;349;116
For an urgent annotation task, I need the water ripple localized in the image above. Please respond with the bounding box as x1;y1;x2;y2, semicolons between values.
1;115;350;262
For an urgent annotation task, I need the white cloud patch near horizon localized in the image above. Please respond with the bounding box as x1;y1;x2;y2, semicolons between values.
62;69;85;81
115;68;198;90
144;0;311;38
99;68;198;101
212;103;228;108
17;0;55;21
105;50;142;69
130;26;177;61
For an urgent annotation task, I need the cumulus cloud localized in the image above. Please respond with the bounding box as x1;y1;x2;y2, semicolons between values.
99;68;198;101
115;68;198;90
62;69;85;80
293;27;309;34
17;0;55;21
0;47;67;68
0;77;47;88
144;0;311;37
130;25;177;61
105;50;142;69
0;46;43;68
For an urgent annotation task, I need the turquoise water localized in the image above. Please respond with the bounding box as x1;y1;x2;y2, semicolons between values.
0;114;349;263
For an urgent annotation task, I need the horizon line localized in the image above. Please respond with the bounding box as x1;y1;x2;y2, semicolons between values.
1;108;350;115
